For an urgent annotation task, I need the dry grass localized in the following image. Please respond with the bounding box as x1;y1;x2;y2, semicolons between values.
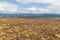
0;18;60;40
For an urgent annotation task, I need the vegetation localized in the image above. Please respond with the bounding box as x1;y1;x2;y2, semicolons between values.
0;18;60;40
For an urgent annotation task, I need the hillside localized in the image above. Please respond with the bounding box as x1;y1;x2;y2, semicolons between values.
0;18;60;40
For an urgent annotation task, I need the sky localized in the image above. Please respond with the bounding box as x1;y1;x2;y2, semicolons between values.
0;0;60;14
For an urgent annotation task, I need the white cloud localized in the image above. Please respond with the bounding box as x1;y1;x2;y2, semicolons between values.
16;0;56;3
15;0;60;6
0;0;60;13
14;0;60;13
17;7;50;13
0;1;18;13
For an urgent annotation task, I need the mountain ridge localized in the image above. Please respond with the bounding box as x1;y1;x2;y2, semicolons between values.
0;13;60;18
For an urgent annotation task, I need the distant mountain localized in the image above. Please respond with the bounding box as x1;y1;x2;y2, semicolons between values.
0;13;60;18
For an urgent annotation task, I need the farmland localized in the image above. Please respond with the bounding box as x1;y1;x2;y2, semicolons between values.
0;18;60;40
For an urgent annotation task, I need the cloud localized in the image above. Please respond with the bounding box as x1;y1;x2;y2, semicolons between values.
14;0;60;13
15;0;56;3
0;0;51;13
17;7;50;14
0;1;18;13
0;0;60;13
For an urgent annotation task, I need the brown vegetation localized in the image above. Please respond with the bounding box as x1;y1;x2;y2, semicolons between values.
0;18;60;40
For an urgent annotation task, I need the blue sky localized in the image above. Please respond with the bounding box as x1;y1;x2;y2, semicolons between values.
0;0;60;14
